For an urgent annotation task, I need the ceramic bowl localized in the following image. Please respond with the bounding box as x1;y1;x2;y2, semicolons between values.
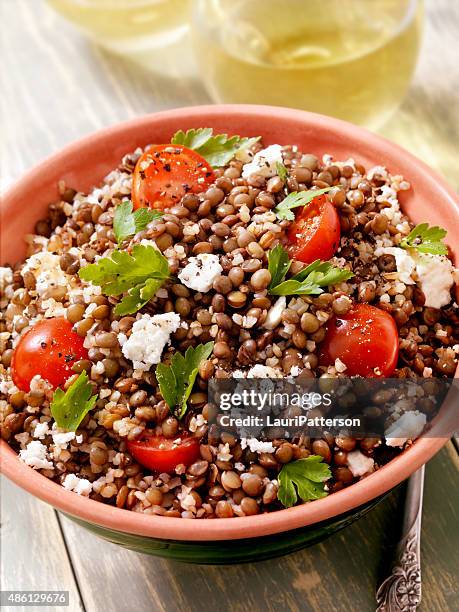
1;105;458;564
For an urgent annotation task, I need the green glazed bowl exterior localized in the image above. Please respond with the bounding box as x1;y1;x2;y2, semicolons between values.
63;494;387;564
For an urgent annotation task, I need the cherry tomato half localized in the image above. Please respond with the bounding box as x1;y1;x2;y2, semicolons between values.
319;304;399;377
288;195;340;264
11;318;88;391
132;144;216;210
127;433;201;473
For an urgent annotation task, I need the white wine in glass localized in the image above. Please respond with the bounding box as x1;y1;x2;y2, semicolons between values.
191;0;423;128
47;0;195;78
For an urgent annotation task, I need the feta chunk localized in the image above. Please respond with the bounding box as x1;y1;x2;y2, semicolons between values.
22;252;68;298
0;266;13;292
240;438;275;454
347;450;374;477
62;473;92;496
247;364;283;378
242;144;283;179
263;296;286;330
19;440;53;470
178;254;222;293
414;253;457;309
119;312;181;371
52;430;77;447
33;421;50;440
385;411;427;447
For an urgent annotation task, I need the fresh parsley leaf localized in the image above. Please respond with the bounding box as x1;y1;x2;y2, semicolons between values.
268;245;353;296
79;244;170;315
156;342;214;419
400;223;448;255
274;187;334;221
50;371;97;432
268;244;291;288
278;456;331;508
113;200;163;245
171;128;260;168
276;161;288;182
171;127;214;150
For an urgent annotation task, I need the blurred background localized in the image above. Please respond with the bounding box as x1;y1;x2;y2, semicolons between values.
1;0;458;191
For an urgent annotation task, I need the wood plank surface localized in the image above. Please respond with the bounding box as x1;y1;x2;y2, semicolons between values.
1;0;458;611
0;477;84;612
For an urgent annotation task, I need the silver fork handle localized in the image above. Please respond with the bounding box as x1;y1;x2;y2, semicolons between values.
376;465;425;612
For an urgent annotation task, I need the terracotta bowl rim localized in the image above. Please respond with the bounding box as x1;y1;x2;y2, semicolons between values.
1;104;457;542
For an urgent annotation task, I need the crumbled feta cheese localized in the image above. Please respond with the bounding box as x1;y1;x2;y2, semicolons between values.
240;438;275;454
247;364;283;378
62;473;92;496
33;421;50;440
0;266;13;291
178;254;223;293
385;411;427;447
140;239;159;250
120;312;181;370
414;253;457;309
263;296;286;330
242;144;283;179
347;450;374;477
22;252;68;298
52;429;77;447
19;440;53;470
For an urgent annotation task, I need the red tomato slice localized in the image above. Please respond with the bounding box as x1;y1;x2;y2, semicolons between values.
319;304;399;377
288;195;340;263
11;318;88;391
127;433;200;473
132;144;216;210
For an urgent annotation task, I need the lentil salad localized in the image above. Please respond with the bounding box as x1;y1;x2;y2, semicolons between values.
1;129;458;519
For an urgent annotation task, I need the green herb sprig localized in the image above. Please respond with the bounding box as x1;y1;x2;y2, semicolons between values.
156;342;214;419
277;456;331;508
171;128;260;168
276;161;288;182
113;200;163;245
50;371;98;432
400;223;448;256
268;245;353;296
274;187;334;221
79;243;170;316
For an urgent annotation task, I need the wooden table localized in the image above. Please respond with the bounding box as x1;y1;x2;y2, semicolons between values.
1;1;458;611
